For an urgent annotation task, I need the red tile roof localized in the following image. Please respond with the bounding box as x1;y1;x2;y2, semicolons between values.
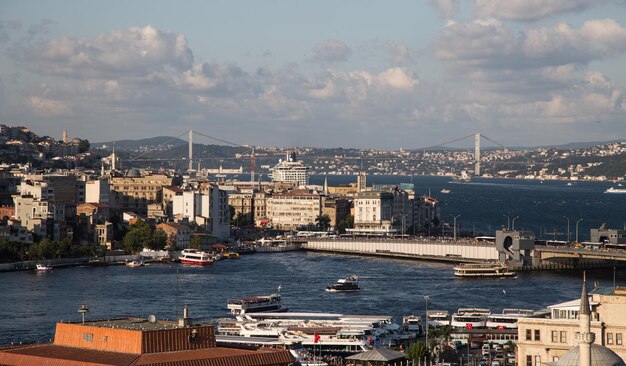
0;344;294;366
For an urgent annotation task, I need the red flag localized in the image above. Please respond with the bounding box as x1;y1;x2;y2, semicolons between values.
465;323;473;329
497;325;505;330
314;333;320;344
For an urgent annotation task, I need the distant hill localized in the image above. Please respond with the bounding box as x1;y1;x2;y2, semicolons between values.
94;136;186;150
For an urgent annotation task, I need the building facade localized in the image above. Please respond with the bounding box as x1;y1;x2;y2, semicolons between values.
267;190;322;230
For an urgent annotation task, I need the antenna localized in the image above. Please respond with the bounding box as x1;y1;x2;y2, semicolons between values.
176;268;180;319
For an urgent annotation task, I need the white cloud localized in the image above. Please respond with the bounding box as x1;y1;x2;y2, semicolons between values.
29;96;70;116
309;40;353;63
431;0;460;19
474;0;609;21
16;25;193;78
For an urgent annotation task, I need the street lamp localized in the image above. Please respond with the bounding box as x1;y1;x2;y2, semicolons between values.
450;214;461;241
78;304;89;324
424;295;430;357
503;214;510;230
576;219;584;243
563;216;570;242
512;216;520;231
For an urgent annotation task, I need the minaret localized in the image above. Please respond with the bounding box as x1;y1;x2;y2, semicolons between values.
62;129;68;143
577;272;594;366
111;143;117;171
323;175;328;194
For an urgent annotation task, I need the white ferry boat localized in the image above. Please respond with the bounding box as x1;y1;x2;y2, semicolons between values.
453;262;516;278
233;312;404;355
402;315;423;335
179;249;214;266
486;308;534;329
227;286;286;315
605;187;626;194
450;308;491;329
35;263;53;272
325;275;360;292
426;310;451;328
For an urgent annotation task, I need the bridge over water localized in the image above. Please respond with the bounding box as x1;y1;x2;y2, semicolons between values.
301;237;626;271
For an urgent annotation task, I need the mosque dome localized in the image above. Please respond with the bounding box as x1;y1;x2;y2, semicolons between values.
125;168;142;177
555;344;625;366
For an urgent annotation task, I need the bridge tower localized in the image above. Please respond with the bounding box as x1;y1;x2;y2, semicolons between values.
188;130;193;172
474;132;481;176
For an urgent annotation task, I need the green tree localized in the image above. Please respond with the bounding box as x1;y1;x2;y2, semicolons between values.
149;229;168;251
336;215;354;234
77;139;90;153
406;342;429;361
315;214;331;231
123;221;153;253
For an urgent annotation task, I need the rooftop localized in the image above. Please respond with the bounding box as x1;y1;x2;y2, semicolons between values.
66;317;181;331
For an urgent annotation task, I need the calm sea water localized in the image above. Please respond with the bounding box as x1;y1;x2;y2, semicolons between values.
1;176;625;345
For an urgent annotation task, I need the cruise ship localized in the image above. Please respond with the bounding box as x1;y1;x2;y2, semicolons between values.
227;286;286;316
450;308;491;328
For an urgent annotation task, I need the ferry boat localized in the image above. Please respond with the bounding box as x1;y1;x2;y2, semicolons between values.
35;263;53;272
453;262;516;278
125;259;144;267
402;315;423;335
179;249;214;265
227;286;286;315
486;308;534;329
427;310;451;328
325;275;360;292
605;187;626;194
450;308;491;329
232;312;405;355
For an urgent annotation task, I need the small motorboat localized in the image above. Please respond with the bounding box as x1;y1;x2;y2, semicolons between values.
35;264;53;272
125;259;144;267
223;251;240;259
325;275;360;292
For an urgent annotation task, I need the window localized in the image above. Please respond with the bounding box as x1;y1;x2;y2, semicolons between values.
552;331;558;343
535;355;541;366
617;333;623;345
83;333;93;342
535;329;541;341
608;333;614;345
526;355;532;366
526;329;532;341
560;331;567;343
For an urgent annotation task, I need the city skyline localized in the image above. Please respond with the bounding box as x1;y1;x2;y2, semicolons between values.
1;1;626;149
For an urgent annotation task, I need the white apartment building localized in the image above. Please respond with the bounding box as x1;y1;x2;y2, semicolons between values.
267;190;322;230
349;190;415;236
85;179;110;205
171;185;229;241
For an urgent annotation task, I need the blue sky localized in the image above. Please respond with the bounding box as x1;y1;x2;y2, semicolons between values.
1;0;626;149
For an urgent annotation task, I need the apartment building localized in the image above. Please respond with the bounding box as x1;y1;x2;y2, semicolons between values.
157;222;191;249
110;173;173;215
267;189;323;230
517;286;626;366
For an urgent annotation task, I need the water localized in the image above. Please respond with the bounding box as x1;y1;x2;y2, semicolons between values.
1;176;625;345
310;176;626;241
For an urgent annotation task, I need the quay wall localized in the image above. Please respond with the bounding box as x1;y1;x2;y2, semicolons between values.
0;254;141;272
302;238;498;262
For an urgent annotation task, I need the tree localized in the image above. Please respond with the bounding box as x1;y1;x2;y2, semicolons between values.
315;214;331;231
406;342;429;361
336;215;354;234
77;139;90;153
123;221;153;253
149;229;168;251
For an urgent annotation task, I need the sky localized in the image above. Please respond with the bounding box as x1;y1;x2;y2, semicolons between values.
1;0;626;150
